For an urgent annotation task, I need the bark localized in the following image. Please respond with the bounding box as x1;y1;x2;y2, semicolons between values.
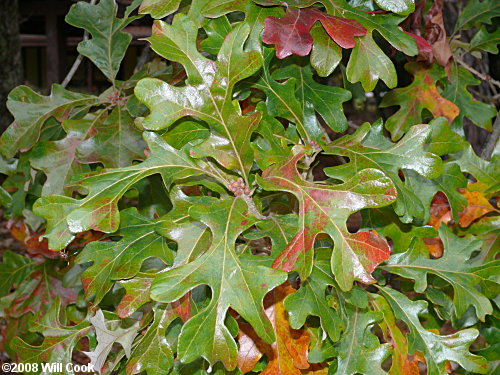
0;0;22;133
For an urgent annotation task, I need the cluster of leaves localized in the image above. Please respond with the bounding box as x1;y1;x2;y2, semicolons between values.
0;0;499;374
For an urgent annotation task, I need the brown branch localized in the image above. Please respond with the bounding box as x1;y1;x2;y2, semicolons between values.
455;56;500;89
61;0;97;88
481;111;500;161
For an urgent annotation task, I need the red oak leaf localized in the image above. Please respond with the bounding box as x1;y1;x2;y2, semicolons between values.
262;7;366;59
257;147;396;291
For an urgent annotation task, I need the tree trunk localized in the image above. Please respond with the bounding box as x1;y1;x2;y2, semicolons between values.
0;0;22;134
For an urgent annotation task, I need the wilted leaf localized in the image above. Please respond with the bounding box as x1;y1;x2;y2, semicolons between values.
237;283;311;375
84;309;140;373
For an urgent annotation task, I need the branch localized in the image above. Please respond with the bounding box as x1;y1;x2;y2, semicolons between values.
481;111;500;161
455;56;500;89
61;0;97;88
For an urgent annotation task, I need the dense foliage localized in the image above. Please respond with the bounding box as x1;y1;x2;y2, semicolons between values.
0;0;499;374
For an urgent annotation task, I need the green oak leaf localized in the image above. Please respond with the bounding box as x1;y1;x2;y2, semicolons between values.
378;286;489;374
324;121;443;222
126;304;178;375
0;85;97;158
33;131;227;250
361;207;437;253
10;298;92;372
135;18;262;182
272;64;351;132
30;119;91;196
139;0;181;18
200;16;232;55
370;293;418;375
405;163;468;223
76;106;146;168
310;23;342;77
284;256;344;341
66;0;142;82
150;197;287;369
117;276;154;318
0;260;77;319
427;116;466;156
244;213;298;258
76;208;173;305
203;0;283;50
455;0;500;31
257;146;397;290
441;64;497;132
252;49;324;141
470;26;500;53
0;250;38;298
155;188;212;267
346;31;397;92
329;306;391;375
374;0;414;15
451;144;500;196
380;63;459;141
251;102;295;170
162;121;210;150
383;225;499;321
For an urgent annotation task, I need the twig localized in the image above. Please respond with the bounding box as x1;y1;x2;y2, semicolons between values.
481;111;500;161
455;56;500;89
61;0;97;88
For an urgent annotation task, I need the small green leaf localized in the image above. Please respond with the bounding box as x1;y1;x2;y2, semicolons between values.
272;64;351;132
441;64;497;132
470;26;500;53
66;0;141;82
346;32;397;92
455;0;500;31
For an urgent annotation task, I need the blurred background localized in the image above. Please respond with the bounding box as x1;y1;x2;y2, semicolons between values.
0;0;153;132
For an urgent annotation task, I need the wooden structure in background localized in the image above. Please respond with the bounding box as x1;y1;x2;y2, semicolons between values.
19;0;150;90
